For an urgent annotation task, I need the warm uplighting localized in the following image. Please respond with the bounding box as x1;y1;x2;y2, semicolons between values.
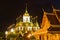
10;28;14;32
5;31;8;35
19;27;20;30
27;34;32;38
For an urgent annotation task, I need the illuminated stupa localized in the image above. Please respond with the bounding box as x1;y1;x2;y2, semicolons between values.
5;4;40;40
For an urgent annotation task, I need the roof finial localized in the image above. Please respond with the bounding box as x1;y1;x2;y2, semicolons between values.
26;3;28;12
42;8;44;12
52;5;56;14
42;8;46;14
24;3;29;16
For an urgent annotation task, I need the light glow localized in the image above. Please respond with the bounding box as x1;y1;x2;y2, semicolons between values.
23;16;30;22
5;31;8;35
11;28;14;32
27;34;32;38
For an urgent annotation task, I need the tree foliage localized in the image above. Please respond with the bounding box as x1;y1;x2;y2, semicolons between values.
7;33;17;38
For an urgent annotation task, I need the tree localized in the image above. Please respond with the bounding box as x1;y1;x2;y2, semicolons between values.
7;33;17;40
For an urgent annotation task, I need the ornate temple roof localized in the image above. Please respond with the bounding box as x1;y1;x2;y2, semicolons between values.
46;12;60;33
56;11;60;19
47;14;60;31
47;15;60;25
48;26;60;33
43;10;60;33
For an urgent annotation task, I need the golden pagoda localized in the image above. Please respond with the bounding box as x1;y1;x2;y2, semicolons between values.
5;4;40;40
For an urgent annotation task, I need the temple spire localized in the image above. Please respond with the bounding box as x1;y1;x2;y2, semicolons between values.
24;3;29;16
25;3;28;13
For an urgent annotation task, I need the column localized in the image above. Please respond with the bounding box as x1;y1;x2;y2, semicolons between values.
56;34;59;40
44;34;47;40
41;34;44;40
48;33;51;40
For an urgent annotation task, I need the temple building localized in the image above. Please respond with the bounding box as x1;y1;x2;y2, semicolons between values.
31;8;60;40
41;10;60;40
5;5;40;40
5;5;60;40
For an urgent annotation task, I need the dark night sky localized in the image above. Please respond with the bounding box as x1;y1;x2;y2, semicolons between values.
0;0;60;32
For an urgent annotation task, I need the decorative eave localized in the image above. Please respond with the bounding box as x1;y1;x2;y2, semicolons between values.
16;15;22;21
42;8;54;15
51;25;60;27
44;11;55;15
52;7;60;22
7;24;15;30
55;13;60;22
48;31;60;34
48;25;60;32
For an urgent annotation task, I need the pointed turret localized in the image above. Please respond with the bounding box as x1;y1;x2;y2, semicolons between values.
23;3;30;22
30;16;33;27
24;4;29;16
35;16;39;27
